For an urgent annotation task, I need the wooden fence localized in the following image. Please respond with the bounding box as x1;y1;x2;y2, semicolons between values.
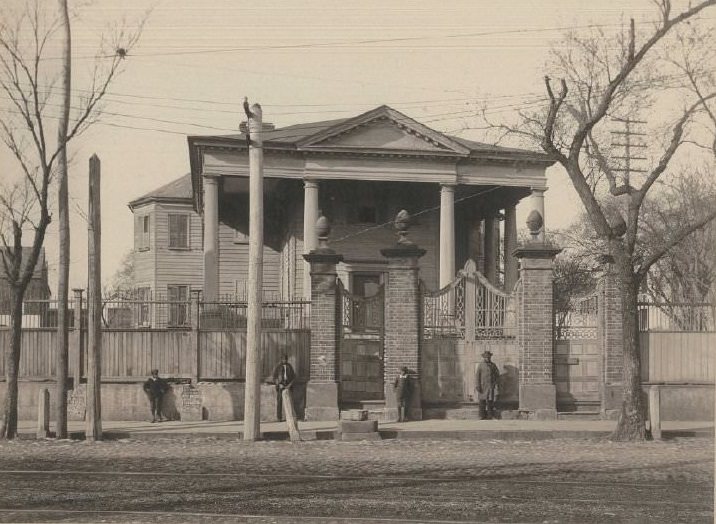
0;298;311;382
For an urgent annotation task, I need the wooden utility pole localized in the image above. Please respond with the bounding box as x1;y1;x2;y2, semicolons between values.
55;0;72;440
243;99;264;441
86;154;102;440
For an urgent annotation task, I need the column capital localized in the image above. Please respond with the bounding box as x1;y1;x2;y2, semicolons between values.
530;186;547;194
440;183;456;191
304;178;319;189
203;173;221;184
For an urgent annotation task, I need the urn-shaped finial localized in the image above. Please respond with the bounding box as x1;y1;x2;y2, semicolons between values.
394;209;412;244
316;216;330;248
526;209;543;239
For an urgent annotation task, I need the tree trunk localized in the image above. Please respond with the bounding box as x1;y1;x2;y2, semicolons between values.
0;288;25;439
610;260;648;441
55;0;72;440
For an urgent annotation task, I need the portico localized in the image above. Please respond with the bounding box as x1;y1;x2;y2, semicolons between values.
188;105;552;299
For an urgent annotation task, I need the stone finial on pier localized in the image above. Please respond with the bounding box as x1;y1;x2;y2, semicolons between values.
394;209;412;245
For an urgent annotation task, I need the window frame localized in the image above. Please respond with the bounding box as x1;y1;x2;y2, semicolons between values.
168;213;190;250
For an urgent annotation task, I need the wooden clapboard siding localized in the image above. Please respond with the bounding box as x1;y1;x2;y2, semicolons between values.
101;330;194;378
199;329;310;380
217;221;281;297
640;332;716;383
132;203;157;289
154;202;203;295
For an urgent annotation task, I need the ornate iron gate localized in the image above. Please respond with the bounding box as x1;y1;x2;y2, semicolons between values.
421;260;519;405
338;282;385;403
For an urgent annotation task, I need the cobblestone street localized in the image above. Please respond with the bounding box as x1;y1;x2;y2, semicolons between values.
0;436;712;522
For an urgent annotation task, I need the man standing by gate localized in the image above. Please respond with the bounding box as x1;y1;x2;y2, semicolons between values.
476;351;500;420
272;355;295;421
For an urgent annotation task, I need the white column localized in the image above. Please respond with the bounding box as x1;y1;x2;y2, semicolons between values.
504;203;519;290
531;187;547;242
439;184;456;289
484;214;497;284
303;179;320;299
202;175;220;301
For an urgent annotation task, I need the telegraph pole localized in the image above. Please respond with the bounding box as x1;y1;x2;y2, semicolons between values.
611;117;647;185
86;154;102;440
243;99;264;441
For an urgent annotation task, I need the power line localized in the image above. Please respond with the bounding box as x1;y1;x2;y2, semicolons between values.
40;17;715;61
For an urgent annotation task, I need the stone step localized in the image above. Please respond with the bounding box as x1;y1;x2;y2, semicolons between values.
340;420;378;433
557;411;602;421
341;431;382;441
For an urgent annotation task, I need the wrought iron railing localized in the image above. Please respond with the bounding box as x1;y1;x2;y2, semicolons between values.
422;263;516;340
339;281;384;334
638;301;715;332
554;292;598;340
0;299;77;329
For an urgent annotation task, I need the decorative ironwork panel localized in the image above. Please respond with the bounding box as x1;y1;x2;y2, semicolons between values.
339;282;384;334
422;266;516;340
555;292;598;340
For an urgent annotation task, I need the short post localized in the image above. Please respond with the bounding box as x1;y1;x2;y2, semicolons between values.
303;216;343;421
71;288;84;385
648;385;662;440
282;389;301;442
190;290;202;384
36;388;50;439
381;210;426;422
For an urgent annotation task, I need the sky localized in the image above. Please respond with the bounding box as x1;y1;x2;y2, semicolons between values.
1;0;705;290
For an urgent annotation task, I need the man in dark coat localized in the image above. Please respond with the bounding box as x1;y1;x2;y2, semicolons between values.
393;367;412;422
476;351;500;420
272;355;295;421
143;369;170;423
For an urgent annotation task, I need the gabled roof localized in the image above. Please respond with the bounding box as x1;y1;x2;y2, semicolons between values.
128;173;193;210
0;247;48;280
188;105;552;163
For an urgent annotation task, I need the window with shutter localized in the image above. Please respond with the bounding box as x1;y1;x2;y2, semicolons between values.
168;214;189;249
135;215;150;251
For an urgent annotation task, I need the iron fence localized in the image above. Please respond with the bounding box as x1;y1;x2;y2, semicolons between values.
638;301;715;332
0;299;77;329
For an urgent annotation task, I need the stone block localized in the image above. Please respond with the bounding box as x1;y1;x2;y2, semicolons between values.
500;410;520;420
602;385;623;411
340;420;378;433
305;382;339;421
519;384;556;411
341;409;368;421
529;408;558;420
341;432;382;441
603;409;620;421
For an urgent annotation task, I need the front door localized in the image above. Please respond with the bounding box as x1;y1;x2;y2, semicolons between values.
340;274;384;404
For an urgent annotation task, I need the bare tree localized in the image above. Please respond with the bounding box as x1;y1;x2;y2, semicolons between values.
485;1;716;440
0;1;143;439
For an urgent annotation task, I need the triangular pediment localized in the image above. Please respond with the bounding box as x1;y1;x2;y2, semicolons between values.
297;106;470;155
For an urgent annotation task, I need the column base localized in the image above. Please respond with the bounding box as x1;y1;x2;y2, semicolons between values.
519;384;556;412
384;381;422;422
305;382;339;421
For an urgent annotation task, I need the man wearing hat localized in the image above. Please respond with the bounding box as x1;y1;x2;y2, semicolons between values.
393;367;412;422
143;369;170;423
476;351;500;420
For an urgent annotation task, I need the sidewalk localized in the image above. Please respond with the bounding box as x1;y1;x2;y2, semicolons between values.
18;418;714;441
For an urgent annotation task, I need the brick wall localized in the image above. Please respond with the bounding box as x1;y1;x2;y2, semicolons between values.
517;255;557;384
307;257;342;383
599;269;624;385
383;254;423;379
